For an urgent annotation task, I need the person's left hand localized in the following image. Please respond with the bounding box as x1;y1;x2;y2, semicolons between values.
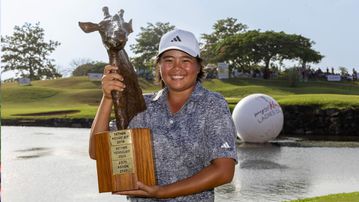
115;181;162;198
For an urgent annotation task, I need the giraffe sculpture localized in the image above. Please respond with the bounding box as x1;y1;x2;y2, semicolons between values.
79;7;146;130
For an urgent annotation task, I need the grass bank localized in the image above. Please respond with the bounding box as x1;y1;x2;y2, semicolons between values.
289;192;359;202
204;78;359;111
2;76;359;119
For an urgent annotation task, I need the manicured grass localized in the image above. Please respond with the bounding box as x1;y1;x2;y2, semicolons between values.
1;76;161;119
2;76;359;119
214;78;359;111
289;192;359;202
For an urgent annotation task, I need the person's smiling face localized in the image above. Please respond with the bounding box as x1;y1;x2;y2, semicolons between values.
159;49;199;93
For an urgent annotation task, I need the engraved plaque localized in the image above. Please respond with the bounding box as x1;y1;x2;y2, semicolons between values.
111;146;133;160
109;130;135;175
110;130;133;145
94;128;156;192
113;158;134;174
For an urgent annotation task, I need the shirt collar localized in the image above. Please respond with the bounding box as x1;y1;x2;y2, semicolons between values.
151;82;206;103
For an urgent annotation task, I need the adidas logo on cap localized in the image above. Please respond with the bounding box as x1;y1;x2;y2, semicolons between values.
170;36;182;42
158;29;200;57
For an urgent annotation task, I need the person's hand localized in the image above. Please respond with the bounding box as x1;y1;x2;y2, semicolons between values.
101;65;126;100
115;181;162;198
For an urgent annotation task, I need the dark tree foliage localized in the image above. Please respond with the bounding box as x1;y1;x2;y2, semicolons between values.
130;22;175;75
216;30;323;79
201;17;248;64
1;22;61;80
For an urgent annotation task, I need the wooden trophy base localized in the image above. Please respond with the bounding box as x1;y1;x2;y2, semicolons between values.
95;128;156;192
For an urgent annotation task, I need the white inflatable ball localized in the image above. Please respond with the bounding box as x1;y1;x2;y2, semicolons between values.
232;94;284;143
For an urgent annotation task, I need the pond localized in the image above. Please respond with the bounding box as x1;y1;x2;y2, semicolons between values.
2;126;359;201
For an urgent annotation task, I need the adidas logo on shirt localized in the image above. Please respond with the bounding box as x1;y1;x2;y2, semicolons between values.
170;35;182;42
220;142;231;149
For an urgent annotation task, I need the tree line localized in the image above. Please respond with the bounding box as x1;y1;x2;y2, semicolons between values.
130;18;323;79
1;18;323;80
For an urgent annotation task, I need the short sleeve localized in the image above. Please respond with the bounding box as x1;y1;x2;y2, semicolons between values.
205;95;238;163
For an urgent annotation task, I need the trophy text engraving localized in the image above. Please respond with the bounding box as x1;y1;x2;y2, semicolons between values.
109;130;134;174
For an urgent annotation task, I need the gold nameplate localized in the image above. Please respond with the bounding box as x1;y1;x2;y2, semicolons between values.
109;130;135;175
110;145;134;160
109;130;133;145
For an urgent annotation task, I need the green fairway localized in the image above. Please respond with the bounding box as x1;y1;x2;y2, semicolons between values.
2;76;359;119
289;192;359;202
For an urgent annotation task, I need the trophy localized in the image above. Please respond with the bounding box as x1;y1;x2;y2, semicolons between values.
79;7;156;192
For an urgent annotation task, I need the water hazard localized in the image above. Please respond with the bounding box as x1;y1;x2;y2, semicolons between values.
2;126;359;201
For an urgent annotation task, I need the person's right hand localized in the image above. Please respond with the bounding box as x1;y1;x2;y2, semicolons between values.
101;65;126;100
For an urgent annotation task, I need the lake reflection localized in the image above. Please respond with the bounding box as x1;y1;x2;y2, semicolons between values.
2;126;359;202
217;143;359;202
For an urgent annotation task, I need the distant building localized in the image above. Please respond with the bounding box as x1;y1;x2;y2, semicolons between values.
217;62;229;79
88;73;103;81
18;78;31;85
326;74;341;81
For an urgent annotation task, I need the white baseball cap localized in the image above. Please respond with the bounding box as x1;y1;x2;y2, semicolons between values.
158;29;200;57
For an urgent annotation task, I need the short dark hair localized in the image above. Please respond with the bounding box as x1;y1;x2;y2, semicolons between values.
155;54;205;88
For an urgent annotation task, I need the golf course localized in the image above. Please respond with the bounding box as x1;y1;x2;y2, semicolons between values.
2;76;359;201
2;76;359;120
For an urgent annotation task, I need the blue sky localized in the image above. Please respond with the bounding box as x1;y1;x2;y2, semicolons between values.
1;0;359;78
